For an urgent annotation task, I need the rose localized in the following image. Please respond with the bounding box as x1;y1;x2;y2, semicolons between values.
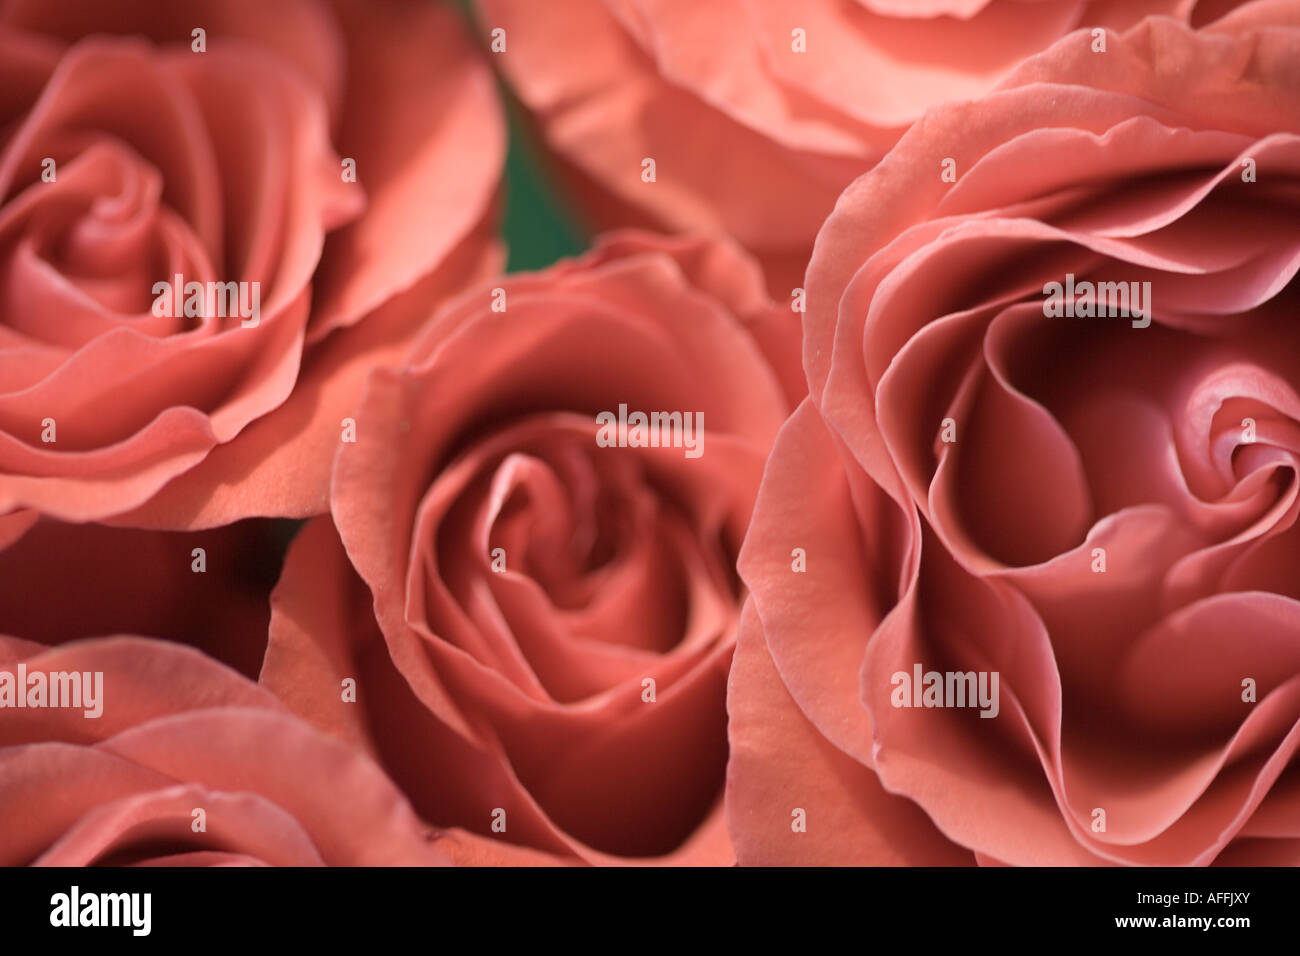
0;635;444;865
0;0;503;528
730;13;1300;865
474;0;1253;292
263;232;796;864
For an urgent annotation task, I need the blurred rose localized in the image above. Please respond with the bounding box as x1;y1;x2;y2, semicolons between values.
0;636;445;865
475;0;1260;293
0;0;503;528
731;14;1300;865
263;232;795;864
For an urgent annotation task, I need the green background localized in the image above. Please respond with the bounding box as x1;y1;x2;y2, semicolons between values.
451;0;589;273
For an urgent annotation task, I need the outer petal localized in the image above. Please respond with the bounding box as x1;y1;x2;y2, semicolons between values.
0;636;447;866
727;600;975;866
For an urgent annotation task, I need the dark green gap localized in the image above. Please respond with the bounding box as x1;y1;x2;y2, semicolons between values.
449;0;588;272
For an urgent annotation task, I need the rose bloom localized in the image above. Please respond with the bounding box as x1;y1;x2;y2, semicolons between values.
475;0;1258;291
0;0;502;528
263;232;797;864
730;13;1300;865
0;635;445;865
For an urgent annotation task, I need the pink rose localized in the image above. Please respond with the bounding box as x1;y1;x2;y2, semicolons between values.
475;0;1253;291
263;232;796;864
0;636;444;865
0;0;503;528
732;13;1300;865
